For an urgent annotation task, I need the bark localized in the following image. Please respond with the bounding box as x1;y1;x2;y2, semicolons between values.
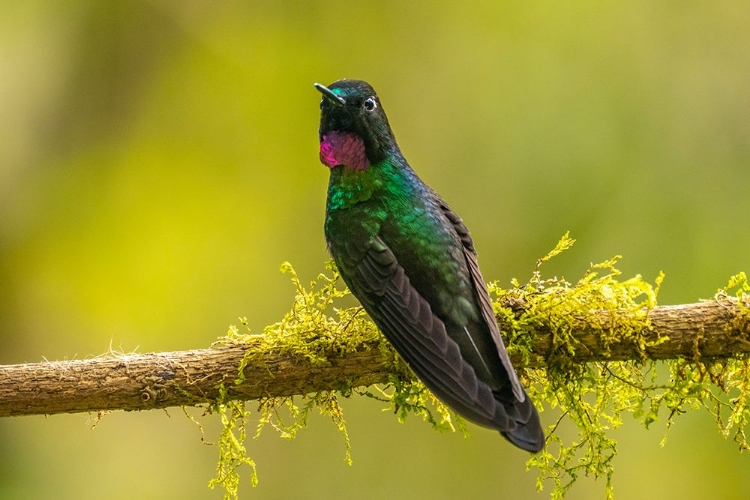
1;298;748;418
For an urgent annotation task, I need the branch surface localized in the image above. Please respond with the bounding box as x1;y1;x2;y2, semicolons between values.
1;298;748;417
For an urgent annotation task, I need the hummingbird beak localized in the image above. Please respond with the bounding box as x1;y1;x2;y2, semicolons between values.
314;83;346;106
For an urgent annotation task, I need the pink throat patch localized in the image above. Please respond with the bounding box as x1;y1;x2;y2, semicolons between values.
319;132;370;171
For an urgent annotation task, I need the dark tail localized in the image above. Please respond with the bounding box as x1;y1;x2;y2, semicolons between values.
499;391;545;453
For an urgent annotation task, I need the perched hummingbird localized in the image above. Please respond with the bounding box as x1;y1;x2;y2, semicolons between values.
315;79;544;452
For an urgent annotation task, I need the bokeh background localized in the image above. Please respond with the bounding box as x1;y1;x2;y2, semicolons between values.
2;1;750;498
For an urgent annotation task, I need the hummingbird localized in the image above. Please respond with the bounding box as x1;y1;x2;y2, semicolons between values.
314;79;544;452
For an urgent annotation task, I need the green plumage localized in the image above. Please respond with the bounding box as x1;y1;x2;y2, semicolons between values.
326;158;468;314
316;79;544;452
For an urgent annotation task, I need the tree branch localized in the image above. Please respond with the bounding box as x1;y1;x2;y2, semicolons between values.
1;298;749;418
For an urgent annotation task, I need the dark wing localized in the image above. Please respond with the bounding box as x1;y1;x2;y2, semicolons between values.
336;235;506;429
437;202;525;401
438;200;545;451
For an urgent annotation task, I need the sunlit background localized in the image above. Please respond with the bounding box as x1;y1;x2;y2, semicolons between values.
2;1;750;498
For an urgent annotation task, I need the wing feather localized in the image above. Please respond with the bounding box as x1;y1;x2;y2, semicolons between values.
438;201;525;402
339;237;503;427
330;204;544;451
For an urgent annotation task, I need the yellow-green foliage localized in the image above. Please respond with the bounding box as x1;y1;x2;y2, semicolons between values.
207;262;465;500
484;232;667;499
203;235;750;500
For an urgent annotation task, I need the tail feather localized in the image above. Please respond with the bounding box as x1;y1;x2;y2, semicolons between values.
498;391;545;453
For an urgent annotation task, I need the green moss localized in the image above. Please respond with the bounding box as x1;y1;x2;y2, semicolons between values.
207;388;257;498
484;234;660;498
200;234;749;500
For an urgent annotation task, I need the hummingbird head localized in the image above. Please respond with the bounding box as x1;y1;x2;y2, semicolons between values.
315;79;396;171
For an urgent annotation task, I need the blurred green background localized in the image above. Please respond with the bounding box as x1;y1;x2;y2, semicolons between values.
2;1;749;498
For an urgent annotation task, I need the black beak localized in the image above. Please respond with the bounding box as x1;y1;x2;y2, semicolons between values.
314;83;346;106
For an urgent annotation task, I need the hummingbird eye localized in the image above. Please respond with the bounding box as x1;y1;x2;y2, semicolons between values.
363;97;377;112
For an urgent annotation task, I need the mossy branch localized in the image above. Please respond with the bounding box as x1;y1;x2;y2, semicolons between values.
1;297;748;418
2;238;750;500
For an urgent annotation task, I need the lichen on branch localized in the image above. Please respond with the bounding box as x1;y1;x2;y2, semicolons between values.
1;235;749;500
204;234;749;500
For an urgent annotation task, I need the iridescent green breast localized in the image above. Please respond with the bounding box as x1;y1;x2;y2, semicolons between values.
378;181;477;324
